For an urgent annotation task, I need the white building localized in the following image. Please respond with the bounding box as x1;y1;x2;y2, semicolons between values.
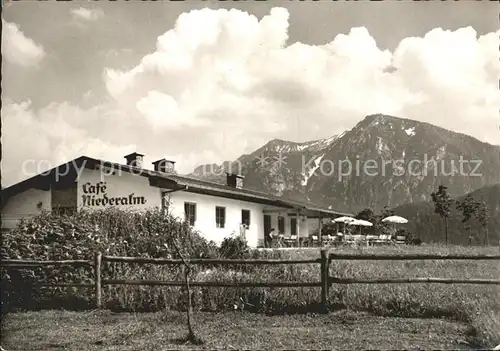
1;153;351;248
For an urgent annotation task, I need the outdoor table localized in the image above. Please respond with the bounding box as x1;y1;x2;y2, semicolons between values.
283;238;296;247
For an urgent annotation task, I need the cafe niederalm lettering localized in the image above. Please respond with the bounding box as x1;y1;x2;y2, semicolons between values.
81;182;147;207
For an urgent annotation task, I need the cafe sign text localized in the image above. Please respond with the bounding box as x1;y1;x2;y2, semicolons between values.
81;181;147;207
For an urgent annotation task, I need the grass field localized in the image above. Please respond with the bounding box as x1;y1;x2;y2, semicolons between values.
2;244;499;349
0;309;478;350
270;244;500;347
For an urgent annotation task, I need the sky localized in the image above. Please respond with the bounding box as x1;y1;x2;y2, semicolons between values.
2;1;499;186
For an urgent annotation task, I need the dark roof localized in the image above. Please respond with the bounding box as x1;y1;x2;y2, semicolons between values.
1;156;352;217
124;152;144;158
152;158;176;165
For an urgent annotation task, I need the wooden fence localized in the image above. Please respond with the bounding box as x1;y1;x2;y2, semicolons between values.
2;250;500;310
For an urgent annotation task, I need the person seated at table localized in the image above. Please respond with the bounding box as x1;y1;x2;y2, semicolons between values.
265;228;276;248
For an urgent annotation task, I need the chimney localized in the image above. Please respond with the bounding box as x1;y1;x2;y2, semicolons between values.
226;172;244;189
153;158;176;173
124;152;144;168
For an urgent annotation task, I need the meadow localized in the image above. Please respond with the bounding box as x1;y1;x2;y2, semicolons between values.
1;209;499;349
3;244;499;349
1;309;477;350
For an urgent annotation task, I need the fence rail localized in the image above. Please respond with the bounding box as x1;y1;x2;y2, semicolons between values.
32;283;95;288
329;253;500;260
103;255;320;265
329;277;500;285
2;259;92;266
2;250;500;310
102;279;321;288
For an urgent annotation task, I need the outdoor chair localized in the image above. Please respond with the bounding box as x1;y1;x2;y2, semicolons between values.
395;235;406;244
366;235;378;246
353;235;363;242
311;235;319;247
282;235;292;247
270;235;285;248
374;234;390;245
344;234;354;244
284;235;297;247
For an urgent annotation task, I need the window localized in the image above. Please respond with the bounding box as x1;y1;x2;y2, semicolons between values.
52;206;77;217
290;217;297;236
184;202;196;226
51;182;77;212
278;216;285;234
215;206;226;228
236;177;244;188
241;209;251;227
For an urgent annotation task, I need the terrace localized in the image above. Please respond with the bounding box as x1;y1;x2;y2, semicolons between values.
259;233;407;249
257;214;409;249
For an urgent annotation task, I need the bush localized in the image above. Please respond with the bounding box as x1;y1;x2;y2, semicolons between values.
1;207;219;312
393;228;421;245
1;207;219;260
219;236;250;259
409;237;422;245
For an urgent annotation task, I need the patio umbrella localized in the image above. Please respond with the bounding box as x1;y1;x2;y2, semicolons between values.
348;219;373;234
333;216;356;234
334;216;356;223
382;215;408;234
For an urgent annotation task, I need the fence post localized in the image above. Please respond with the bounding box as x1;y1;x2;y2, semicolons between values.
94;252;102;309
320;249;329;313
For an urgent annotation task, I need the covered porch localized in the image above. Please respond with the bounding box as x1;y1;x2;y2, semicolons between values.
258;203;351;248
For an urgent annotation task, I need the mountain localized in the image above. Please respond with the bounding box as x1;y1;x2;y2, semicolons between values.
393;184;500;245
189;114;500;213
190;134;343;203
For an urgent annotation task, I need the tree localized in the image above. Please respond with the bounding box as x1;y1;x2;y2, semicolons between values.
475;201;490;245
161;202;204;345
354;207;395;235
380;206;395;218
430;185;454;244
377;206;396;235
356;208;376;222
456;194;478;246
169;237;204;345
355;208;376;235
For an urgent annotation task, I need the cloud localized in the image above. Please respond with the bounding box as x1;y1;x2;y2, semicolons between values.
135;90;213;130
392;27;500;142
0;98;213;186
1;20;45;67
102;8;498;163
3;8;499;186
1;100;125;186
70;7;104;22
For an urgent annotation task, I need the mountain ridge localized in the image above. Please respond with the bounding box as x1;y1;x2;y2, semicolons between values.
188;114;500;213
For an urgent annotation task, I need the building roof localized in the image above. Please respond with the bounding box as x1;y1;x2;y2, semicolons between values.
1;156;352;217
